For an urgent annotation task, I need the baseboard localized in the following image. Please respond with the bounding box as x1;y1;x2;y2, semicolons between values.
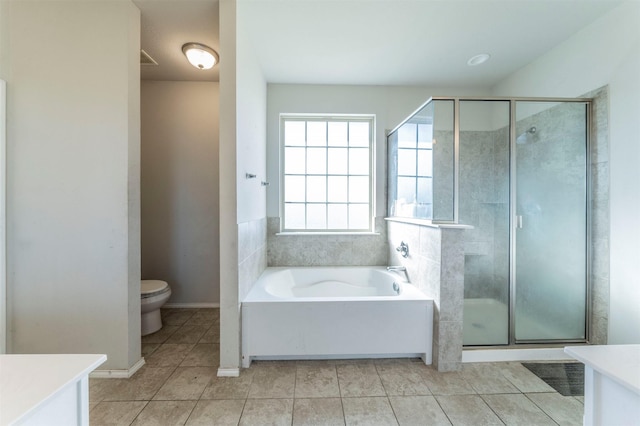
462;348;573;363
90;357;146;379
164;302;220;309
217;367;240;377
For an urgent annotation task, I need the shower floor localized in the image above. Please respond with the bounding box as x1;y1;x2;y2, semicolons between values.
463;298;581;346
463;298;509;345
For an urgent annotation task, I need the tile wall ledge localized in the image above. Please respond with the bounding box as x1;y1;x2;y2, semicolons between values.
275;231;381;236
384;217;474;230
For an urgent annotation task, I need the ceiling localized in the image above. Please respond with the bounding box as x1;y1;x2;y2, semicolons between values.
135;0;219;82
135;0;622;87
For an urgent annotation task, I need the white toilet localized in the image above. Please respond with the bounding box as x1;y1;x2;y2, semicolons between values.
141;280;172;336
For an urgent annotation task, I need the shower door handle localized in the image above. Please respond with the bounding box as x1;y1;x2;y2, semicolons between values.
516;215;523;229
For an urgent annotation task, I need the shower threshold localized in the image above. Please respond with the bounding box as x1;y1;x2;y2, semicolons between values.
462;298;587;363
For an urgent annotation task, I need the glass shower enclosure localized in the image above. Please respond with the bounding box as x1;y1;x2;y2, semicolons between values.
387;97;591;346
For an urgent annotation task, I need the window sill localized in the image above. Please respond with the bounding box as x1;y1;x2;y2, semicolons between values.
276;232;381;236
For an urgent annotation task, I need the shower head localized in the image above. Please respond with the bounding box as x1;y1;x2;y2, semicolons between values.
516;126;537;144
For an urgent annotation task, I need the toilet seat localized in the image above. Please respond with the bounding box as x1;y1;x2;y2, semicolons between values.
141;280;169;298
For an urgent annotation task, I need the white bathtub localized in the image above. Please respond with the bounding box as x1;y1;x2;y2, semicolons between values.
241;267;434;367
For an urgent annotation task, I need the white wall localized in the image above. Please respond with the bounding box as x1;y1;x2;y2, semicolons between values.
141;81;219;305
219;0;268;373
218;0;241;373
492;1;640;344
266;84;489;219
2;1;141;370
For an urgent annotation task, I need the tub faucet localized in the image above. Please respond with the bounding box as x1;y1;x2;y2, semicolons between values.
387;266;410;282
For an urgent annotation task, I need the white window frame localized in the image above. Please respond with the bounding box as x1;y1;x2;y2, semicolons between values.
279;114;375;233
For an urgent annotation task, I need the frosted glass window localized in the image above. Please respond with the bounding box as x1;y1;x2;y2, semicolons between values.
307;148;326;174
417;150;432;177
282;115;374;231
307;204;327;229
284;147;305;174
284;121;305;146
306;176;326;202
328;176;348;202
349;204;369;229
398;177;416;203
349;122;370;147
349;176;369;203
285;176;305;202
417;124;433;148
284;204;305;229
328;204;348;228
417;177;432;203
349;148;369;175
328;122;348;146
398;123;417;148
307;121;327;146
327;148;348;174
398;149;416;176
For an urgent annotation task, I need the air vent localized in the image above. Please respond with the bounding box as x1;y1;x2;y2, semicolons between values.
140;49;158;66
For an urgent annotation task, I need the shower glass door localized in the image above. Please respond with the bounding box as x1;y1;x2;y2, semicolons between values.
513;101;589;342
460;100;510;346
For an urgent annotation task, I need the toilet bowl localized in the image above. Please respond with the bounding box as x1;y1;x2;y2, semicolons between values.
141;280;172;336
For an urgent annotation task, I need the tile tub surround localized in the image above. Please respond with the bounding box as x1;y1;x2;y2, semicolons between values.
89;309;585;425
388;220;466;372
267;216;388;266
238;217;268;301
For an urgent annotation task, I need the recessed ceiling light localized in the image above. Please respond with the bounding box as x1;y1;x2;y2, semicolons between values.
467;53;491;66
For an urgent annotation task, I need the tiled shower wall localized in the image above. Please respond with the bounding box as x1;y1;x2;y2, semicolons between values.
238;217;268;301
458;88;609;344
388;220;466;372
267;217;388;266
585;86;610;345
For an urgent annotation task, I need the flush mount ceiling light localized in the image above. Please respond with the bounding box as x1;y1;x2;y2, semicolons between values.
467;53;491;66
182;43;219;70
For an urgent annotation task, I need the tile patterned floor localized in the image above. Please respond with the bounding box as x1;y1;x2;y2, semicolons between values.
90;308;585;425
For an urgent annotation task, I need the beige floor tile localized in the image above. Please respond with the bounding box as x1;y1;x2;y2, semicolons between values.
201;369;255;400
462;363;520;394
145;344;195;367
153;367;217;400
162;309;197;326
482;394;556;425
180;344;219;367
185;399;245;425
389;395;451;425
142;325;180;344
421;369;476;395
101;367;175;401
337;364;386;397
247;365;296;398
184;309;218;326
166;324;209;344
131;400;196;425
90;378;119;404
436;395;504;426
293;398;344;426
295;365;340;398
500;362;556;393
141;343;160;358
240;398;294;426
376;363;431;396
342;397;398;426
526;392;584;426
90;401;147;426
198;324;220;344
573;395;584;404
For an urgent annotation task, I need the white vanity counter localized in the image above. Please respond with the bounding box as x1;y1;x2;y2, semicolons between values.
0;354;106;426
564;345;640;426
